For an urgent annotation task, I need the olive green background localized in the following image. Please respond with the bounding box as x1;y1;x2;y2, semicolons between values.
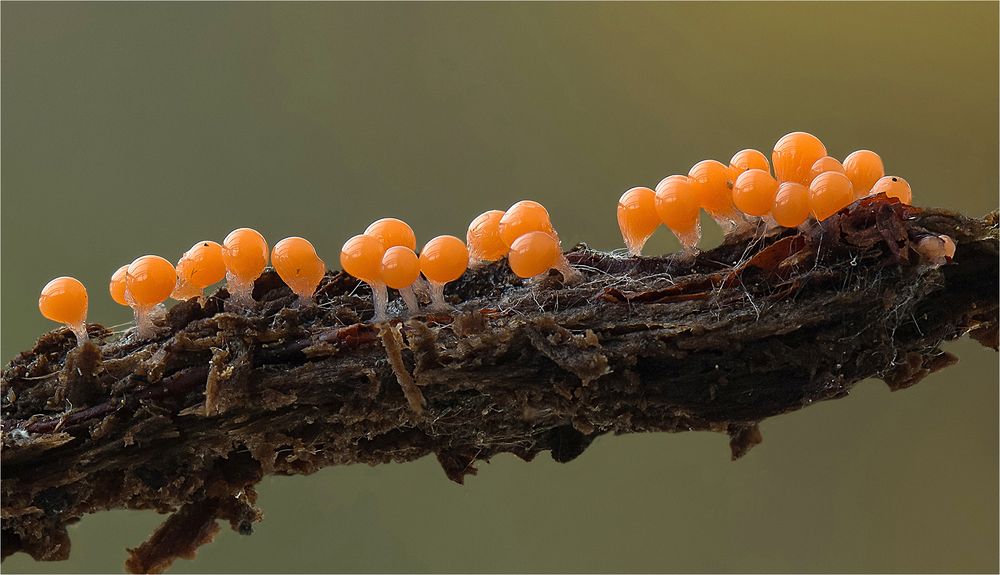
2;2;997;573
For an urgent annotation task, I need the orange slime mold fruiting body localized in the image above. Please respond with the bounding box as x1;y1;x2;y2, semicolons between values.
732;169;779;217
39;276;89;345
467;210;509;265
772;131;828;185
341;233;388;322
771;182;812;228
498;201;556;248
870;176;912;205
381;245;422;315
843;150;885;198
173;240;226;301
507;231;579;283
508;231;559;278
689;159;742;231
916;234;957;267
808;156;846;184
272;237;326;301
222;228;268;308
617;187;660;256
419;235;469;311
808;171;855;221
365;218;417;251
126;255;176;339
654;175;702;254
109;265;129;307
728;149;771;184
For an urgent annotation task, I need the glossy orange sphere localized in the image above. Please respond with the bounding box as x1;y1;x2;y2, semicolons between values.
729;149;770;183
870;176;912;205
508;231;560;278
381;246;421;290
127;255;177;307
732;169;779;217
110;265;129;307
771;182;812;228
808;156;846;183
222;228;268;283
654;175;700;235
176;241;226;290
272;237;326;298
39;276;88;327
772;131;827;184
688;159;734;217
467;210;509;262
617;187;660;255
364;218;417;251
340;234;385;284
843;150;885;198
498;201;555;248
808;171;855;221
419;235;469;284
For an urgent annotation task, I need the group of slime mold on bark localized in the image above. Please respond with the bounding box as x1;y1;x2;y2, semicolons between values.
37;131;954;347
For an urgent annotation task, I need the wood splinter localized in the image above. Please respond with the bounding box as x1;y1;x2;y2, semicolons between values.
379;322;425;414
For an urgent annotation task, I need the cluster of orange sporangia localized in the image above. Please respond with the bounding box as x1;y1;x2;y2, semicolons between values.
37;200;580;344
616;131;914;256
37;131;954;347
339;201;579;322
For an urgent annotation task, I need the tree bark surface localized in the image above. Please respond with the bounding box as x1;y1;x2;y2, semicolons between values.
2;197;997;573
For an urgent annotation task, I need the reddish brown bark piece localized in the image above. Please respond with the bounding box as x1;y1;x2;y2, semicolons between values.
125;499;223;574
2;197;997;572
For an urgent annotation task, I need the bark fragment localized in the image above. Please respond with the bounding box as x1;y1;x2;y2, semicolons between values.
2;196;997;572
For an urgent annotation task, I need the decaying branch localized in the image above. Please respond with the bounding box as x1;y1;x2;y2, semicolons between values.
2;197;997;573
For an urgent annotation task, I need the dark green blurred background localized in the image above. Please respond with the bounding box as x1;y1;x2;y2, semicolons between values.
2;2;997;573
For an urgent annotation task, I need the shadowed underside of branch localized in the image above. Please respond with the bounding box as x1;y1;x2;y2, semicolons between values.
2;197;997;573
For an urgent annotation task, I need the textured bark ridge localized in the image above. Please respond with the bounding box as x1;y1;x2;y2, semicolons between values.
2;197;997;573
